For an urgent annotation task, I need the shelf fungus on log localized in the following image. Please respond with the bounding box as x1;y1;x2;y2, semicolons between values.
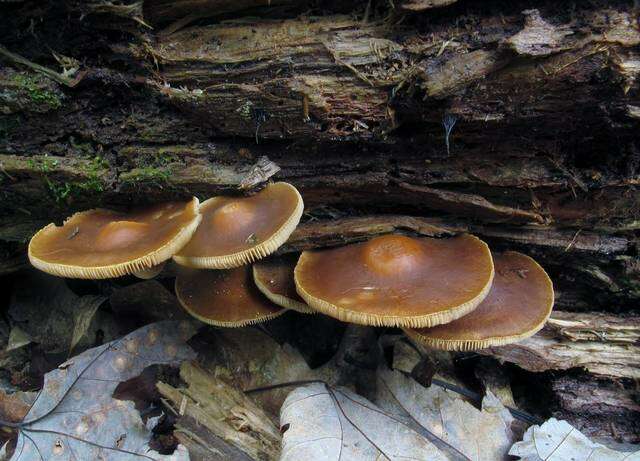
406;251;554;351
175;265;286;327
173;182;303;269
253;254;314;314
294;234;494;328
28;198;201;279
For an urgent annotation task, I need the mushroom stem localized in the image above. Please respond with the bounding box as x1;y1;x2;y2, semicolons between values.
132;263;166;279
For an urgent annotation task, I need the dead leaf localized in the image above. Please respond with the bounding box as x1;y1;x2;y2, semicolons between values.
6;328;31;352
509;418;640;460
375;367;516;461
239;156;281;190
9;321;196;461
278;365;518;461
279;382;447;460
8;272;116;354
0;390;36;423
198;328;335;415
69;295;106;354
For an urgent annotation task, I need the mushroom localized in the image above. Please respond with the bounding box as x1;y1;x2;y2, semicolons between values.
132;263;166;279
405;251;554;351
253;254;314;314
173;182;303;269
28;198;201;279
175;266;286;327
294;234;494;328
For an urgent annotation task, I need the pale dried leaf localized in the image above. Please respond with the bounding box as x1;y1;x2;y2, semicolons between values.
375;367;515;461
6;327;32;352
279;383;446;461
239;156;281;190
69;295;105;353
10;321;196;461
509;418;640;461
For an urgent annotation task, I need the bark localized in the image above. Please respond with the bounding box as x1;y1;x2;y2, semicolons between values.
485;311;640;380
157;362;281;461
0;0;639;443
550;375;640;444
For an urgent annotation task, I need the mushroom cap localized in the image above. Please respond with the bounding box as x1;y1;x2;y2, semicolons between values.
294;234;494;328
405;251;554;351
253;254;315;314
173;182;303;269
175;266;286;327
28;198;201;279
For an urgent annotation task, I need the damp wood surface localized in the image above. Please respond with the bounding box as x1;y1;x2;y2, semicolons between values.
0;0;639;448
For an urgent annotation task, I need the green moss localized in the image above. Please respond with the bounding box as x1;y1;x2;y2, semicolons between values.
69;136;94;155
29;154;108;203
28;155;59;173
121;166;171;186
74;155;109;194
12;74;62;111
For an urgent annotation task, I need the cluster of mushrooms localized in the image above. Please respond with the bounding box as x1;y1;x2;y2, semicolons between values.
27;182;554;351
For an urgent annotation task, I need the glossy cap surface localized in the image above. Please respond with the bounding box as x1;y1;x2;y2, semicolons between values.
294;234;494;328
28;198;201;279
175;266;286;327
253;254;314;314
406;251;554;350
174;182;303;269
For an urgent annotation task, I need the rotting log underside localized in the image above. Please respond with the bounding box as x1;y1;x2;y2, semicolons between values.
0;2;637;302
0;0;639;446
0;0;637;313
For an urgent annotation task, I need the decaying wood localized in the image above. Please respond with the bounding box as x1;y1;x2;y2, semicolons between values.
158;362;281;461
546;311;640;344
0;0;639;444
484;311;640;380
551;375;640;444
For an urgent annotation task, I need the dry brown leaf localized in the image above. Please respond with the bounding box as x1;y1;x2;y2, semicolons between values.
509;418;640;460
375;367;516;461
0;390;36;423
279;382;447;460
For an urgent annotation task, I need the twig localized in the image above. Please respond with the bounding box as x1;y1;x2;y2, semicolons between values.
564;229;582;252
0;45;83;87
0;162;16;181
400;337;543;424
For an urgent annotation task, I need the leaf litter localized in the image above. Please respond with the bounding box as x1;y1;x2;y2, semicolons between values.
0;305;637;461
5;321;196;461
509;418;640;461
7;272;118;355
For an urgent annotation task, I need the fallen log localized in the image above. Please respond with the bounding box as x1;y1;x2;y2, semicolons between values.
485;312;640;380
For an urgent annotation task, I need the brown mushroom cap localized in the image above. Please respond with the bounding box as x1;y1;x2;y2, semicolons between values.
253;254;315;314
294;234;494;328
405;251;554;351
175;266;286;327
28;198;201;279
173;182;303;269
